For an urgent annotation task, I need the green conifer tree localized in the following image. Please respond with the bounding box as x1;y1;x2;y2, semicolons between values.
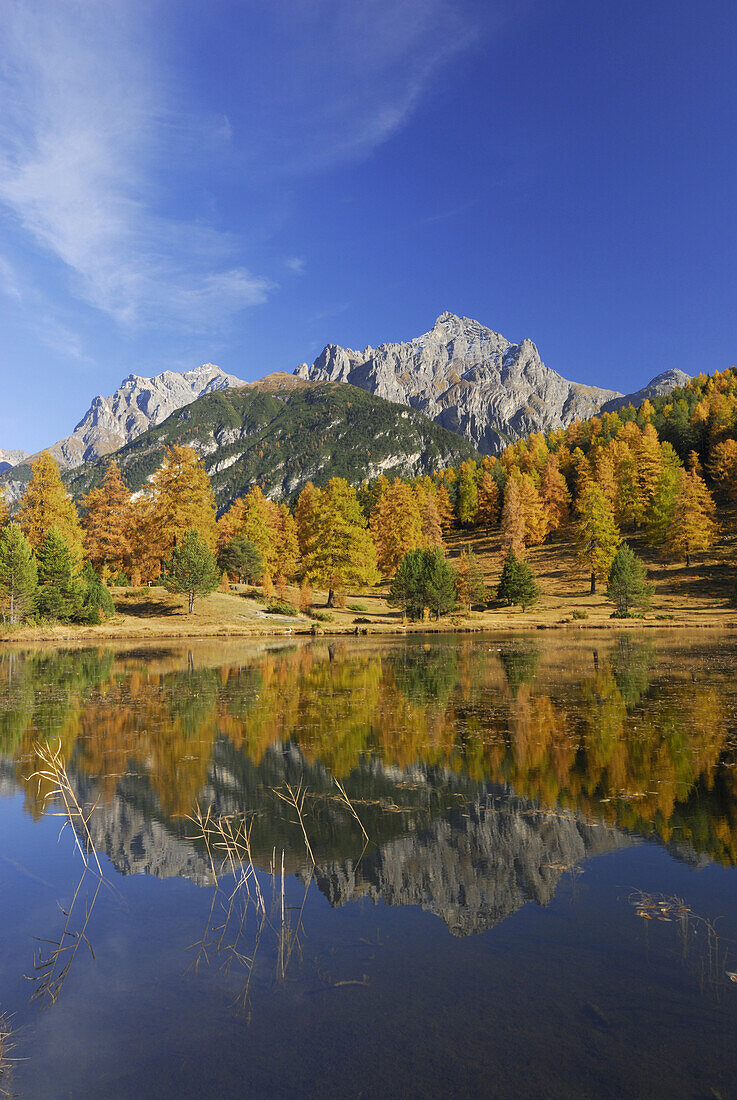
0;523;38;624
35;527;83;622
165;529;221;613
606;544;653;616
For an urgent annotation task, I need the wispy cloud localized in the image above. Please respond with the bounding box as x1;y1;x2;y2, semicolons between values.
0;2;272;329
285;256;306;275
229;1;478;176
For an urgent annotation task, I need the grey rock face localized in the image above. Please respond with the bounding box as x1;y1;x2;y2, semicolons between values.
311;799;632;936
37;363;246;471
600;369;691;413
0;447;29;473
295;312;622;453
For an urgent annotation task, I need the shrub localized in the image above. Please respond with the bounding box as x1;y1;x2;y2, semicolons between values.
266;599;298;617
348;602;368;613
572;609;588;620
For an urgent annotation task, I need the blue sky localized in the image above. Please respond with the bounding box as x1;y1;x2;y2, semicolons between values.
1;0;736;451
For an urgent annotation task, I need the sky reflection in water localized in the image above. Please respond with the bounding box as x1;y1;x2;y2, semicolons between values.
0;633;736;1098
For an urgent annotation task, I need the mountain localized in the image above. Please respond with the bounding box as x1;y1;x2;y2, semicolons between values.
1;362;245;504
601;368;692;413
295;312;689;453
64;374;479;507
41;362;246;470
0;447;28;474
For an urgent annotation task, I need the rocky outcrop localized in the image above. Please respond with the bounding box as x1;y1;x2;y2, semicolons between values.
311;799;632;936
295;313;689;453
0;447;28;473
36;363;246;471
600;369;691;413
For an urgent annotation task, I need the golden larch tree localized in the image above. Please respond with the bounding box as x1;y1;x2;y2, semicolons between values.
517;473;549;546
477;471;500;531
370;478;423;576
575;483;621;594
295;481;321;558
81;461;132;577
539;456;570;532
17;451;84;556
500;476;526;558
149;445;218;559
302;478;379;606
665;468;718;567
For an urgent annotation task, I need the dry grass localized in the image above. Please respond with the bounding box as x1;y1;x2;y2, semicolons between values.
2;510;734;643
0;1014;13;1099
25;741;103;1008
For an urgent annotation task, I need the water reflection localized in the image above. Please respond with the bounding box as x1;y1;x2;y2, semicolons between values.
1;633;736;914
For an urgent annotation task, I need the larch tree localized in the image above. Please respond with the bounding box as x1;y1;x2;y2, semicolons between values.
539;456;570;533
0;488;8;529
575;483;621;594
295;481;321;557
456;460;479;527
435;483;455;533
477;471;500;532
500;476;527;558
455;548;487;613
370;479;423;577
417;487;445;550
302;478;379;606
665;468;718;567
149;445;218;561
0;523;38;624
645;443;682;546
709;438;737;502
517;473;549;546
81;460;132;578
274;503;300;580
17;452;84;557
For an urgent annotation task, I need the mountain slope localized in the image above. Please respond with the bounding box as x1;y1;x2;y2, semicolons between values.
44;362;246;470
295;311;622;452
65;375;479;507
0;448;28;474
601;368;691;413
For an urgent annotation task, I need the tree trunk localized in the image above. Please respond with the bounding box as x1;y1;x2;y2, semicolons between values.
590;570;596;595
686;553;691;568
327;588;336;608
189;592;195;614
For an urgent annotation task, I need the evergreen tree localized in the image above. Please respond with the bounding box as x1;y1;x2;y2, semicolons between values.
77;562;115;625
422;547;457;619
606;544;653;616
575;484;621;594
496;548;540;611
0;523;38;624
370;479;423;576
17;452;84;556
81;460;132;577
218;534;264;583
302;478;379;606
165;528;221;613
388;548;426;621
35;527;83;622
665;468;718;567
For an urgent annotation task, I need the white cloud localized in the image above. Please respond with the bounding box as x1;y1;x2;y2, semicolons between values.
0;1;271;329
285;256;306;275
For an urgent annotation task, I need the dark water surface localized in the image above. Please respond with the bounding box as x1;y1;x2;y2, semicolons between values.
0;632;736;1098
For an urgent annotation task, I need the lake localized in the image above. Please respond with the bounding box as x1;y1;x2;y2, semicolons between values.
0;633;736;1098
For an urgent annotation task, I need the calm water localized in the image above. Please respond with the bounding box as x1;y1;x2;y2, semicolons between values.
0;633;736;1098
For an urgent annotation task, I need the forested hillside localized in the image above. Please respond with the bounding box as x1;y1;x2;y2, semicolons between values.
63;377;478;507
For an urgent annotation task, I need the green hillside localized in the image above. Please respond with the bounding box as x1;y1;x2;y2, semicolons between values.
64;377;479;507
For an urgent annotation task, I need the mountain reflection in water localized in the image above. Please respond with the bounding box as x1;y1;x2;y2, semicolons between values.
1;633;735;925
